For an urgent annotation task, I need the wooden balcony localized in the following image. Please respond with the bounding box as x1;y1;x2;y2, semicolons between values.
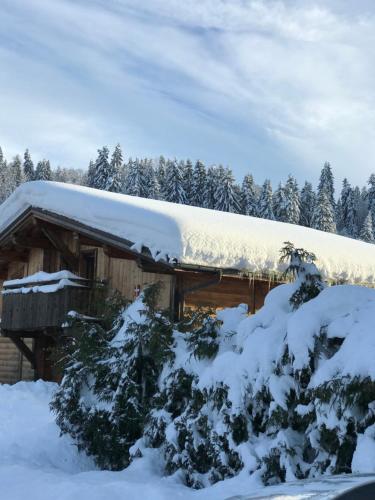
1;277;102;334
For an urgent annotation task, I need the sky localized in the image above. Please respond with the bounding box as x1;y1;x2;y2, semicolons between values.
1;0;375;187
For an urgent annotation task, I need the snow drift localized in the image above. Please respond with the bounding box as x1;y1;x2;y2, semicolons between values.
2;181;375;283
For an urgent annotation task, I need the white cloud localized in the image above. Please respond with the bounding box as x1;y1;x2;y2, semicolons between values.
1;0;375;186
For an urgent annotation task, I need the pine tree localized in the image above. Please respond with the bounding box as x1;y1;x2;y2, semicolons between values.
214;167;241;213
125;158;148;198
182;159;194;205
8;155;23;190
164;159;187;204
144;159;159;199
367;174;375;231
205;166;219;209
280;241;325;309
241;174;257;216
86;160;96;187
273;183;287;222
92;146;112;191
257;180;275;220
283;176;300;224
299;182;316;227
312;191;336;233
34;159;52;181
192;160;207;207
359;212;374;243
156;156;166;199
107;143;123;193
23;149;34;182
318;161;335;208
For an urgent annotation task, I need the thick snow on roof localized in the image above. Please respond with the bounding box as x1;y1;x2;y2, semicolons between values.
1;181;375;284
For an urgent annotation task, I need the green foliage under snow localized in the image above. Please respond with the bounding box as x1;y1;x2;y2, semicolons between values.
52;252;375;488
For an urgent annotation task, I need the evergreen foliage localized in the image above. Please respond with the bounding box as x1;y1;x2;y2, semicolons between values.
359;212;374;243
299;182;316;227
258;179;275;219
214;167;241;213
51;283;174;470
23;149;34;181
312;191;336;233
53;251;375;490
1;144;375;246
164;159;186;204
241;174;257;216
34;159;52;181
192;160;207;207
280;242;325;309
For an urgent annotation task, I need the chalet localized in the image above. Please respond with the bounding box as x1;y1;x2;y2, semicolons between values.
1;181;375;383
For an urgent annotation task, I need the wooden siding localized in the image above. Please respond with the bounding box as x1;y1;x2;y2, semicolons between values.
182;273;279;313
0;337;34;384
107;257;172;309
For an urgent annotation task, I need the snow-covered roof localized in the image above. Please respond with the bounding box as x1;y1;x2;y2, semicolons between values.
1;181;375;284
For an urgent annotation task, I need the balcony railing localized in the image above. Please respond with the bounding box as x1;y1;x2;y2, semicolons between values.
1;274;102;333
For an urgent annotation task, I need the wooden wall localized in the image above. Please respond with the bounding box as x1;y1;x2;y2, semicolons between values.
182;273;280;313
89;247;172;309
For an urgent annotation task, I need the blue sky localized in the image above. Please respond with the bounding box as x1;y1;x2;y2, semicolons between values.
1;0;375;187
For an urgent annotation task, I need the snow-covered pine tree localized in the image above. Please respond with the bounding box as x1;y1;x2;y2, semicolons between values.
23;149;34;182
318;161;335;209
273;183;287;222
8;155;23;192
107;143;123;193
283;176;300;224
51;284;174;471
86;160;96;187
257;179;275;220
299;182;316;227
182;159;194;205
312;191;336;233
359;212;374;243
367;174;375;235
214;167;241;213
338;179;357;237
280;241;325;309
204;165;219;209
241;174;257;216
34;159;52;181
192;160;207;207
92;146;114;191
156;156;166;199
143;159;159;199
164;159;187;204
125;158;147;197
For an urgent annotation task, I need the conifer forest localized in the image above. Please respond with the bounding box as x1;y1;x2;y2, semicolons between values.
1;144;374;243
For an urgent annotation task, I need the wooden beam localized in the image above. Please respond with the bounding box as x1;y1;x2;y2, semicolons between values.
11;234;54;250
41;227;79;270
103;245;137;260
8;336;36;369
0;249;28;262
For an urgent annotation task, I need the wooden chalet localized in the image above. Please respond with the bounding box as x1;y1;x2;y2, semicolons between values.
1;181;375;383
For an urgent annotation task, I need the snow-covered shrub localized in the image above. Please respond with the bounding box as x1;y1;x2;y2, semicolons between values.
52;247;375;488
51;283;174;470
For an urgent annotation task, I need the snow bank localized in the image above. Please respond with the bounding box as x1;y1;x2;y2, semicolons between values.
0;380;92;473
0;381;373;500
2;181;375;283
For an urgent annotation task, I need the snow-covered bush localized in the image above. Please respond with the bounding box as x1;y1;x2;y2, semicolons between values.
51;283;174;470
52;248;375;488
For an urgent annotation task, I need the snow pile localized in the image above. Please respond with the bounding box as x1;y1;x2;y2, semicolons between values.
1;383;375;500
0;380;92;473
2;181;375;283
4;270;84;287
